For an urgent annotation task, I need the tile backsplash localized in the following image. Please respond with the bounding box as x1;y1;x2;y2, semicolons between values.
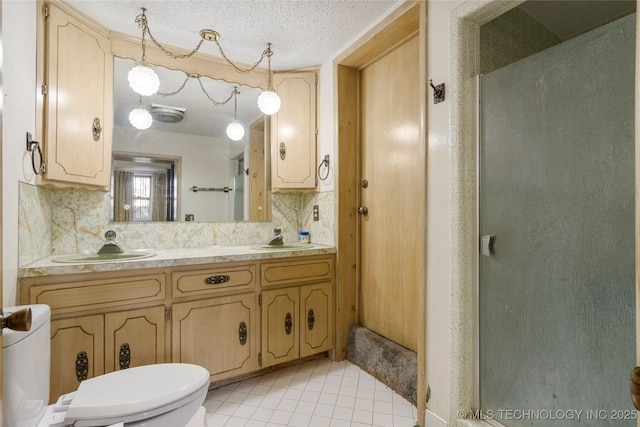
18;182;334;266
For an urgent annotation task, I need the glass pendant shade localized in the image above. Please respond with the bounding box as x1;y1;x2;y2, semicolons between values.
129;107;153;130
128;64;160;96
257;90;281;115
226;121;245;141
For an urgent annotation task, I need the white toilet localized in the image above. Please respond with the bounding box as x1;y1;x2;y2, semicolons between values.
2;304;210;427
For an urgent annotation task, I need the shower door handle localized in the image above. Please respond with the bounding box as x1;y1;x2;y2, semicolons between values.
480;235;495;256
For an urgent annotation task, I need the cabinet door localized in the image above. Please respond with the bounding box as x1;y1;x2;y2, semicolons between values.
300;282;333;357
50;315;104;402
104;306;166;373
271;72;317;189
42;3;113;188
172;294;257;383
261;288;300;367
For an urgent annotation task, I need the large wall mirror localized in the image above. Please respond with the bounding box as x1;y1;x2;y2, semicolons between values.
112;56;270;223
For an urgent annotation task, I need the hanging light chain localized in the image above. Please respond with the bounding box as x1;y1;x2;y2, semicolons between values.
156;72;236;106
233;87;239;119
136;8;206;60
134;7;274;72
196;77;235;106
214;41;273;75
157;75;190;97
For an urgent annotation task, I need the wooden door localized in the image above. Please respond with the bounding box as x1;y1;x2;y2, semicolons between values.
172;294;257;382
300;282;333;357
50;315;104;402
359;35;421;351
261;288;299;366
104;306;165;373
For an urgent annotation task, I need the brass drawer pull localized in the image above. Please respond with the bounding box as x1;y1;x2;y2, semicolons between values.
76;351;89;382
239;321;247;345
308;309;315;330
204;275;231;285
119;343;131;370
285;312;293;335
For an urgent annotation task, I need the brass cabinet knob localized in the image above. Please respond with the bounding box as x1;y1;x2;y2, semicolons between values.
0;307;32;332
631;367;640;410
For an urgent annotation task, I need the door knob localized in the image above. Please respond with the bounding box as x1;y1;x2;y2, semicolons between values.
630;367;640;409
0;307;32;332
358;206;368;215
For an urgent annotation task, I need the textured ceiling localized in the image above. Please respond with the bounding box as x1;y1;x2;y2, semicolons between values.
67;0;401;139
68;0;402;71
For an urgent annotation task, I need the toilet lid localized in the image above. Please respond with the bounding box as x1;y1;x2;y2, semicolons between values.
65;364;209;424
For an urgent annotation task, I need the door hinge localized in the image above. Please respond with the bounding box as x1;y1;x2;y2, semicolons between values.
315;128;318;136
258;294;262;306
42;4;49;19
164;307;172;321
258;352;262;367
41;83;48;96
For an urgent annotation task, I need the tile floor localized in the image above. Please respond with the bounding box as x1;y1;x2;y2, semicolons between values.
203;357;418;427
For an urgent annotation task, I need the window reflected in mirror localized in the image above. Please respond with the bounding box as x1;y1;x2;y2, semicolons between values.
111;154;177;222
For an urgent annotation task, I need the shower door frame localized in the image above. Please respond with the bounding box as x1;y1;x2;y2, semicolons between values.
448;1;640;426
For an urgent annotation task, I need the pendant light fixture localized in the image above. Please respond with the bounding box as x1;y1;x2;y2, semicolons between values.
257;44;281;115
128;8;281;115
129;96;153;130
226;87;245;141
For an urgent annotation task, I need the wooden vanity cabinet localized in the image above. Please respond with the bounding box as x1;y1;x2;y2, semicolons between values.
20;254;335;398
260;256;334;367
20;270;167;401
50;315;104;401
170;263;259;384
271;72;318;190
104;306;166;373
172;294;258;383
37;1;113;189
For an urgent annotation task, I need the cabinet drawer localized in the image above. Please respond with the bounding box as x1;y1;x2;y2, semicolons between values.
261;256;334;287
30;274;165;314
173;264;256;297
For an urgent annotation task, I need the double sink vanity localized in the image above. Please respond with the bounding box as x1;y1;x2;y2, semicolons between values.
22;0;332;405
19;244;336;403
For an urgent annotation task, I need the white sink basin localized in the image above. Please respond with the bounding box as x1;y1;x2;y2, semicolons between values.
52;251;156;263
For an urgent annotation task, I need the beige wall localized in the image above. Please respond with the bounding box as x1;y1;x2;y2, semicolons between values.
2;1;38;306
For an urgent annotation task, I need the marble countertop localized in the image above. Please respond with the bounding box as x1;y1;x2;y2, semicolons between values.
19;244;336;278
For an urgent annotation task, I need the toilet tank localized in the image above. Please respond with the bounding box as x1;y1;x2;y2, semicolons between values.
2;304;51;427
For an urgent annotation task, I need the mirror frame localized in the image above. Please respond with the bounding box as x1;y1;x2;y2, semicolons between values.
109;31;272;222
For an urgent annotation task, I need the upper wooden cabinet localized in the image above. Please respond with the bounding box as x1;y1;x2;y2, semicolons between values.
271;72;318;190
37;2;113;189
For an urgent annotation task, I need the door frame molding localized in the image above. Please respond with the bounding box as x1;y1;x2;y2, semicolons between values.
334;1;427;425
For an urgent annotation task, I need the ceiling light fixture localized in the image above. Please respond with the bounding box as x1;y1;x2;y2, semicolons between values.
129;8;281;115
129;97;153;130
226;87;245;141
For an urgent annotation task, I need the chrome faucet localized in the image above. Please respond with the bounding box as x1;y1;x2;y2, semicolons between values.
265;228;284;246
98;230;124;254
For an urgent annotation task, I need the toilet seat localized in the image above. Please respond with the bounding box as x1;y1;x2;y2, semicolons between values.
64;364;209;427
